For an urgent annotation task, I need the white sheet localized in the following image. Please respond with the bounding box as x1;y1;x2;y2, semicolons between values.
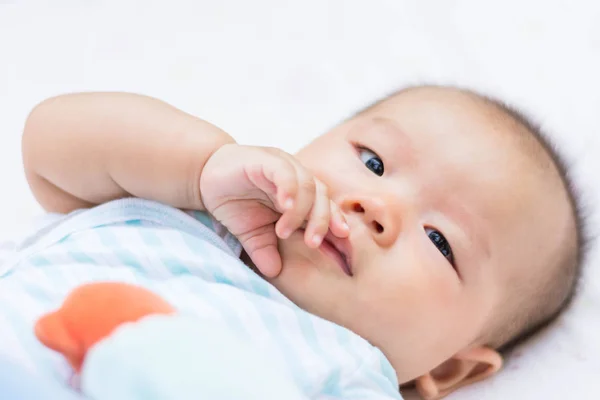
1;1;599;399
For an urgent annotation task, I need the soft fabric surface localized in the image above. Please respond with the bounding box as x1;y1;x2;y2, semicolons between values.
0;1;598;399
0;356;80;400
82;315;305;400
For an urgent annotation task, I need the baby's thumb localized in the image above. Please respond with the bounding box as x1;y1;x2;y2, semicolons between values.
246;244;282;278
237;233;282;278
238;227;282;278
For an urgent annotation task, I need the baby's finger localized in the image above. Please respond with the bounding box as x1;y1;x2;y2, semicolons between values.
276;173;315;239
271;161;300;211
329;201;350;238
246;154;298;211
238;225;282;278
304;180;330;248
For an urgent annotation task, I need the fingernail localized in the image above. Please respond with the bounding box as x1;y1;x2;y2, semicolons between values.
312;235;322;246
284;198;294;210
342;223;349;231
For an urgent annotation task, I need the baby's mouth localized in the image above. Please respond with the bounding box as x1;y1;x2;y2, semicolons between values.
319;233;353;277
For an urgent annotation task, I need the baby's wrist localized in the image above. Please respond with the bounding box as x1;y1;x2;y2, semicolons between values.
194;141;238;211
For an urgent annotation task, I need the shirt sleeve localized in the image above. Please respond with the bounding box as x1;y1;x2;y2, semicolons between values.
330;351;404;399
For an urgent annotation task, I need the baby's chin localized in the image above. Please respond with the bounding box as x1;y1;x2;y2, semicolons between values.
272;234;357;317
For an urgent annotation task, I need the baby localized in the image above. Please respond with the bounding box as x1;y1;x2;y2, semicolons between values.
5;86;582;399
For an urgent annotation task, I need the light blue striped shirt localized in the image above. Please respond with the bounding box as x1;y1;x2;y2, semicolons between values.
0;198;401;399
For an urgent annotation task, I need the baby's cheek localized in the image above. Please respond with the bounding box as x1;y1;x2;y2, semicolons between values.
374;251;460;322
415;239;463;300
411;266;478;349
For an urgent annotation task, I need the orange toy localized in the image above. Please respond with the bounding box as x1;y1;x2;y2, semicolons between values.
35;282;175;372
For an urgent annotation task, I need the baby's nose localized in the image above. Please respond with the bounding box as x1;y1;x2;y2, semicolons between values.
340;195;400;248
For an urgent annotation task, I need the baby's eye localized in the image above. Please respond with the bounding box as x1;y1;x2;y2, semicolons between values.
425;228;454;265
358;148;384;176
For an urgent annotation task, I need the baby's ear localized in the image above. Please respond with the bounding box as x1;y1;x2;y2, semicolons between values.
415;347;502;400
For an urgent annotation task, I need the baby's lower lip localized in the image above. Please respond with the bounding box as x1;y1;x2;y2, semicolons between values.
319;240;352;276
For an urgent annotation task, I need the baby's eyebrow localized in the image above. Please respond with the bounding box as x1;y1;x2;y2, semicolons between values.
445;201;491;262
367;116;416;164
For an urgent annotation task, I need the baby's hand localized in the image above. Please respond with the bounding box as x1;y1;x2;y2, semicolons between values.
200;144;349;278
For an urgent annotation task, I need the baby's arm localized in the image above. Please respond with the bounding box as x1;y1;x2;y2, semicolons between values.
22;92;235;214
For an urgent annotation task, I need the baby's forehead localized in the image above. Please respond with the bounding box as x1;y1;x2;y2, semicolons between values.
352;90;525;166
360;89;502;145
362;87;557;172
370;86;486;113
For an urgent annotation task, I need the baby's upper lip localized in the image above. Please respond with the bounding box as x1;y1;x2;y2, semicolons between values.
323;232;353;276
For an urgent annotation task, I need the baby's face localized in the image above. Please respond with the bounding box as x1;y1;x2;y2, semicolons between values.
269;88;572;383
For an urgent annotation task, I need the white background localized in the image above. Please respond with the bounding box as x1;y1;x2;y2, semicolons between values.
1;1;599;398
